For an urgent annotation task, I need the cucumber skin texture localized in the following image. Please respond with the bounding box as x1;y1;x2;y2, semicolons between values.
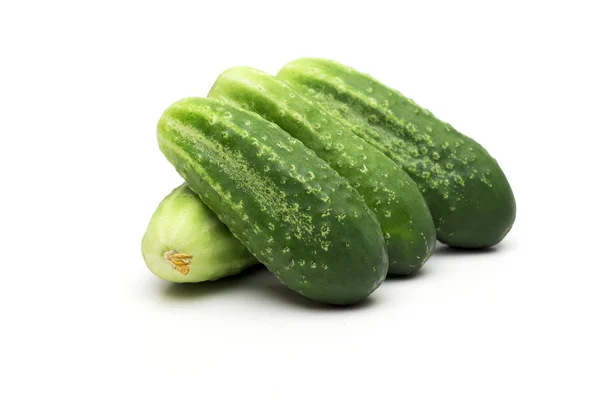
208;67;436;275
157;97;388;305
142;184;257;283
278;58;516;248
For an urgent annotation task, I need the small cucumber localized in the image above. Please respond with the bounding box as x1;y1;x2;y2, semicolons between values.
157;97;388;305
208;66;436;275
278;58;516;248
142;184;257;283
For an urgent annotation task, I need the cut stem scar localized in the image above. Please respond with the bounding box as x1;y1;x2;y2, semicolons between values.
164;250;193;275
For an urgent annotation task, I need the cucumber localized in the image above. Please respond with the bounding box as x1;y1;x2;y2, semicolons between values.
142;184;257;283
208;67;436;275
278;58;516;248
157;97;388;305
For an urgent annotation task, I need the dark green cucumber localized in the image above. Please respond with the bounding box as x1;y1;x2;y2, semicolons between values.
208;67;436;275
157;97;387;305
278;58;516;248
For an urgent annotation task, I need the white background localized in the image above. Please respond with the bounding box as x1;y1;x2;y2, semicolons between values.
1;0;598;399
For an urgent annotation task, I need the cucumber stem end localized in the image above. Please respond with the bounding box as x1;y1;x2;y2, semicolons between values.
164;250;193;275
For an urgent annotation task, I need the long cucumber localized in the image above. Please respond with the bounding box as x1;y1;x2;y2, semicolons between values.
157;97;388;304
278;58;516;248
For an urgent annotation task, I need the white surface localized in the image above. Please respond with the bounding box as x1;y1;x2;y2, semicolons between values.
1;1;598;399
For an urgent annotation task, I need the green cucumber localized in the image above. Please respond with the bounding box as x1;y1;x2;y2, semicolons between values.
208;67;436;275
142;184;257;282
157;97;388;305
278;58;516;248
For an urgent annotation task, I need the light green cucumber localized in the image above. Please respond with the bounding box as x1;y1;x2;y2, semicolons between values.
142;184;257;283
208;67;436;275
278;58;516;248
157;97;388;305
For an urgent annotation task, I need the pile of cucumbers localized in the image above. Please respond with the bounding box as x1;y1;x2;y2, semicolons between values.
142;58;516;305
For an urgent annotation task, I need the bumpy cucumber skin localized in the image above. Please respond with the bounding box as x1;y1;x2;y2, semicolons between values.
142;184;257;283
278;58;516;248
157;97;387;305
208;67;436;275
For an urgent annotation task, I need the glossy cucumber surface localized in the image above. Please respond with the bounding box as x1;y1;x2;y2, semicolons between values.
278;58;516;247
157;97;388;304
